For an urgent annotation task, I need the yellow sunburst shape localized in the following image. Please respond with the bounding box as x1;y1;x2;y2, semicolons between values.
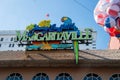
41;42;52;50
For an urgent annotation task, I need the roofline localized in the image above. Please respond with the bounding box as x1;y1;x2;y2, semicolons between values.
0;50;119;67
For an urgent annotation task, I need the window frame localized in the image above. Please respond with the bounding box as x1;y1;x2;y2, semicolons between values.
32;73;49;80
6;73;23;80
83;73;102;80
55;73;73;80
0;38;4;41
109;73;120;80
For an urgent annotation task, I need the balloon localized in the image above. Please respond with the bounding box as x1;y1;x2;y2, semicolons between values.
104;27;116;36
104;17;116;28
116;17;120;29
110;0;120;4
95;12;108;26
99;1;109;12
94;0;120;38
106;4;120;18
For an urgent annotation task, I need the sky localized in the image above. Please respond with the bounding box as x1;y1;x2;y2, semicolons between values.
0;0;110;49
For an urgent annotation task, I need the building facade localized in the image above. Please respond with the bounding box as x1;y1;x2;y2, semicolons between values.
1;30;117;80
0;50;120;80
0;30;26;51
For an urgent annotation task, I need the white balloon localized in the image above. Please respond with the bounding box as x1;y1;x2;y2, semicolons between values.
116;18;120;29
106;4;120;18
104;26;107;32
99;2;110;12
110;0;120;4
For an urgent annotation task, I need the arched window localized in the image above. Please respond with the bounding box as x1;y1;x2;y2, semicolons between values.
32;73;49;80
83;73;102;80
6;73;23;80
55;73;73;80
110;74;120;80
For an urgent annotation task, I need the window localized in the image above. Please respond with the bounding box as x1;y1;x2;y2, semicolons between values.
92;44;96;46
86;48;89;50
18;44;24;47
110;74;120;80
55;73;73;80
92;47;96;49
32;73;49;80
9;44;14;47
11;37;14;41
83;73;102;80
18;44;20;47
6;73;23;80
0;44;1;47
12;44;14;47
0;38;3;41
9;44;11;47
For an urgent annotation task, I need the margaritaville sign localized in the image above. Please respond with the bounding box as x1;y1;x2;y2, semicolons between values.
15;17;93;64
16;29;92;41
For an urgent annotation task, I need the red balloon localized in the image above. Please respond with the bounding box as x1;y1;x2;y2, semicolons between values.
107;5;119;18
106;27;116;36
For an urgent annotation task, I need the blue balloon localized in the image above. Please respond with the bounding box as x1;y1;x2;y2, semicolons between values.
104;17;115;28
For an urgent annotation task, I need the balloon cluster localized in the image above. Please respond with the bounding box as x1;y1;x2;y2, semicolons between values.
94;0;120;37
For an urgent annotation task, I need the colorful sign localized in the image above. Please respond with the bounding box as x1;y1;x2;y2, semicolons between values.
15;17;93;64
